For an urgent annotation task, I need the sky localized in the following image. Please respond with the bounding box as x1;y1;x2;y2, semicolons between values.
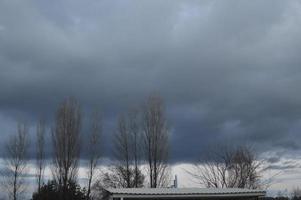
0;0;301;196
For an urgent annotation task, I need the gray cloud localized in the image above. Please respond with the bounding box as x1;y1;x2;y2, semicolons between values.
0;0;301;162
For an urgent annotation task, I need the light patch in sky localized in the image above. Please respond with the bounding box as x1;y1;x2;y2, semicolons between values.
1;158;301;197
0;25;5;31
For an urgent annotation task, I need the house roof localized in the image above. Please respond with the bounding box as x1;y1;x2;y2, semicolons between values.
105;188;266;198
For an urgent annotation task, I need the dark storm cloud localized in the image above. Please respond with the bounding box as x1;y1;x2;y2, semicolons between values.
267;157;281;164
1;0;301;161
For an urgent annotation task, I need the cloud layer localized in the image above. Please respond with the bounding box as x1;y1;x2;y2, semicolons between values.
0;0;301;163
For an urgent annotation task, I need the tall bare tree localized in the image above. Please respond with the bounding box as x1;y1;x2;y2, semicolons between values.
2;122;29;200
188;145;262;189
142;95;169;188
52;97;81;199
128;110;142;188
36;119;46;193
86;110;102;200
114;115;132;188
98;111;145;190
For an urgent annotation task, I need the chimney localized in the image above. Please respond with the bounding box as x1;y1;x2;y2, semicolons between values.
173;175;178;188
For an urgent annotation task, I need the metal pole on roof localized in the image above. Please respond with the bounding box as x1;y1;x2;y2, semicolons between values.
174;175;178;188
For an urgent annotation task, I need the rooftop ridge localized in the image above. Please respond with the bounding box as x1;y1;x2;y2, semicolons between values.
105;187;266;195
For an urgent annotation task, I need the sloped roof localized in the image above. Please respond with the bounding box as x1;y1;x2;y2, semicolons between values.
105;188;266;197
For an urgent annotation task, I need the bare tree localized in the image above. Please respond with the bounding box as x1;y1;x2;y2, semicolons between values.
91;166;144;200
96;111;145;190
114;115;132;188
111;113;145;188
86;110;102;200
36;119;46;193
95;165;144;189
188;145;262;189
52;97;81;199
142;95;169;188
128;110;142;188
2;122;29;200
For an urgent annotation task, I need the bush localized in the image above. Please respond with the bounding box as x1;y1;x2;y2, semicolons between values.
32;180;87;200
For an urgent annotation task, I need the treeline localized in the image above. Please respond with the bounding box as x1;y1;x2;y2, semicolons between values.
0;95;293;200
0;95;170;200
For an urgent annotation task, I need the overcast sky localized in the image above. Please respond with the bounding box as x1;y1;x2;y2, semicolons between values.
1;0;301;193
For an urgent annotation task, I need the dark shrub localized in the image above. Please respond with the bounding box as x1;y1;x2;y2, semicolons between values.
32;180;86;200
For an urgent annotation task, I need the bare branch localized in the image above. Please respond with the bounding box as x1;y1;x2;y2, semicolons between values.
51;97;82;199
86;109;102;200
36;119;46;193
142;95;170;188
188;145;263;189
1;122;29;200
